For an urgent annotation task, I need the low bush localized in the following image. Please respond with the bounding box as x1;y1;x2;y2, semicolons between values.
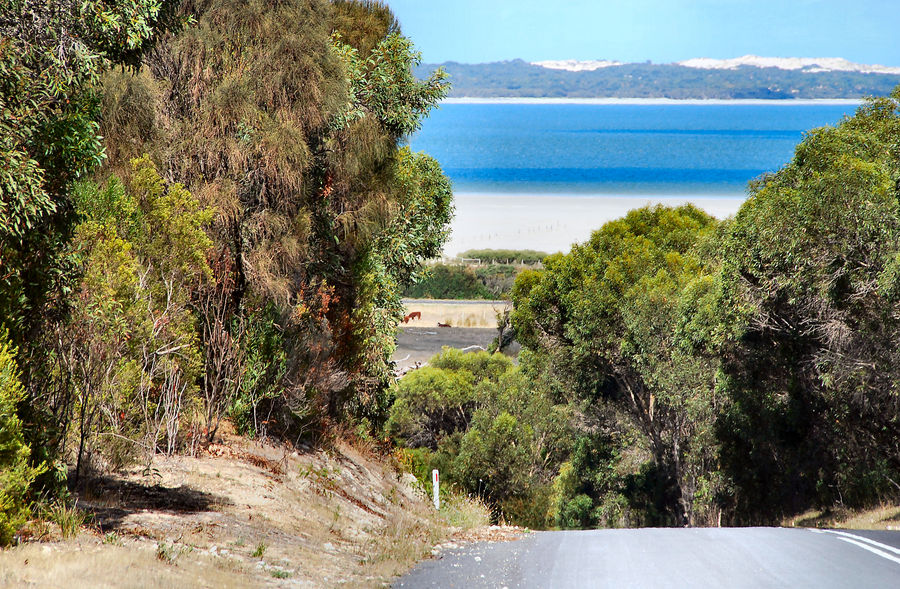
0;335;44;545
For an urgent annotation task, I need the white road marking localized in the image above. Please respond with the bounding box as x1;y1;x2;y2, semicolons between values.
824;530;900;556
835;537;900;566
812;529;900;566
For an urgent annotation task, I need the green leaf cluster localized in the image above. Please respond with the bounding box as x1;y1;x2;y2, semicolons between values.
0;334;45;545
0;0;185;343
59;157;212;473
388;349;569;526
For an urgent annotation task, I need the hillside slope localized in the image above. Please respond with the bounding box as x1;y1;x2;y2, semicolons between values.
0;431;508;588
415;59;900;99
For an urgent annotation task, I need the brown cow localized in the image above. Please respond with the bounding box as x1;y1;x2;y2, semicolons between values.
403;311;422;323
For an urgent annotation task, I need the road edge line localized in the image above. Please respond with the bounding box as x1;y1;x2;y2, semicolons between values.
824;530;900;556
835;537;900;566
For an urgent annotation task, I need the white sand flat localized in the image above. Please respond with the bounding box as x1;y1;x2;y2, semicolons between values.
443;192;746;257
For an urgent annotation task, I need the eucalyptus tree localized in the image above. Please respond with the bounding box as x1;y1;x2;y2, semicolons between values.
716;90;900;521
512;205;721;525
0;0;185;346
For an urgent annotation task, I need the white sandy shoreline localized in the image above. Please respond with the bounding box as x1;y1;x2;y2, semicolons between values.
443;192;746;257
442;97;864;106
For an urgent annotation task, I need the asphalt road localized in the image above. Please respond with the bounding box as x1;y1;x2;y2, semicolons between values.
394;528;900;588
393;327;501;372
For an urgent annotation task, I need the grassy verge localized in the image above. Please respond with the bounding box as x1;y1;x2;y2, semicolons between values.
360;493;490;585
783;504;900;530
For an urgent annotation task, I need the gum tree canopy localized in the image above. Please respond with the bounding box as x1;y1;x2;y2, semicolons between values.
716;89;900;520
99;0;451;424
0;0;185;343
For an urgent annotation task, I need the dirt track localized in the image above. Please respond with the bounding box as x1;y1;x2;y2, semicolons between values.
393;326;521;374
393;327;498;371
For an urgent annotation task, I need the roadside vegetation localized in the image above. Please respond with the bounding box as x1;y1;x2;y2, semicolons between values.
391;90;900;528
2;0;899;573
0;0;455;548
403;249;546;300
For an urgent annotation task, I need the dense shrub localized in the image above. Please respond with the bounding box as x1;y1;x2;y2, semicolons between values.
403;263;523;300
506;89;900;527
387;349;568;527
714;90;900;521
403;265;494;299
0;335;43;545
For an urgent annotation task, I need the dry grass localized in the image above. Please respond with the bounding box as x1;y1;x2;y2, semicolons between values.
0;539;247;589
440;495;492;530
359;493;491;575
783;503;900;530
402;300;509;328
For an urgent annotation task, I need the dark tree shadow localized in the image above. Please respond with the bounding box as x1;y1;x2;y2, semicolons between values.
76;475;231;533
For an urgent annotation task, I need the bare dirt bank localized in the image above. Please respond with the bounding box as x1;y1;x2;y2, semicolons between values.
0;432;517;588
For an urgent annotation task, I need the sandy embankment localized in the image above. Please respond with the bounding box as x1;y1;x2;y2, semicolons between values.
442;192;746;256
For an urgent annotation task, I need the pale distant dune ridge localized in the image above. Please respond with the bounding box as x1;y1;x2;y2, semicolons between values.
677;55;900;75
529;55;900;75
531;59;623;71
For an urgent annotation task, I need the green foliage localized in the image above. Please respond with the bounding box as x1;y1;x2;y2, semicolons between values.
0;0;186;345
387;363;477;449
403;264;521;300
230;305;288;437
94;0;453;429
714;91;900;521
350;147;454;416
333;31;447;138
53;157;212;476
0;335;44;545
252;541;267;558
549;432;657;529
38;499;91;539
455;412;531;504
503;89;900;528
512;204;722;525
459;249;548;265
388;349;568;527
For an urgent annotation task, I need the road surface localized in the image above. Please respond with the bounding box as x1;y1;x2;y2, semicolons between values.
394;528;900;588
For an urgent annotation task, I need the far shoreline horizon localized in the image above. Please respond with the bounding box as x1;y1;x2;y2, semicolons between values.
440;97;865;106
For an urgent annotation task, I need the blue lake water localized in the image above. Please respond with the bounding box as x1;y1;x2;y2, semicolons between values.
409;102;861;196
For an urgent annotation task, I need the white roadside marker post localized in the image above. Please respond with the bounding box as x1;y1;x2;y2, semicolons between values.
432;469;440;510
